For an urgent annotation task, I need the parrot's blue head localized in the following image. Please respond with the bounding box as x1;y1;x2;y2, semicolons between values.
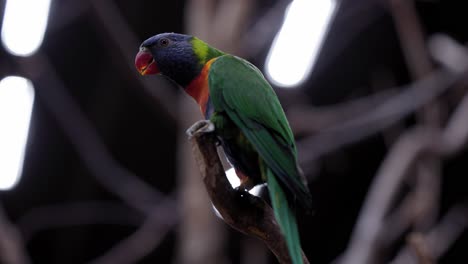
135;33;206;87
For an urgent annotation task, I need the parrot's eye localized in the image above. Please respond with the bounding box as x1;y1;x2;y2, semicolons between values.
159;38;170;47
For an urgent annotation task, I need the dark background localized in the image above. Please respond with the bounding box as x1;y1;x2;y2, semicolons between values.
1;0;468;263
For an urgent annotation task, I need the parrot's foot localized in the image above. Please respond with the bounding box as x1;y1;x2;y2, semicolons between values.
233;169;256;191
186;120;215;138
238;179;255;191
234;186;246;192
233;187;250;199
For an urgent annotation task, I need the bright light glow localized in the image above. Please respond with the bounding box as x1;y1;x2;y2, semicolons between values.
0;76;35;190
1;0;52;56
226;167;241;188
249;184;264;197
266;0;337;87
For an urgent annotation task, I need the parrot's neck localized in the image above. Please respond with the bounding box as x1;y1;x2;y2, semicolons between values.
185;58;218;117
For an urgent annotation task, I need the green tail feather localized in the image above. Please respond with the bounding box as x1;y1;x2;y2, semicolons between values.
266;168;303;264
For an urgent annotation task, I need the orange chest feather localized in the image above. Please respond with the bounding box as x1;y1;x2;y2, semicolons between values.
185;58;217;115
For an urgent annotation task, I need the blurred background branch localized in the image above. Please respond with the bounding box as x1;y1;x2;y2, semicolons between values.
16;53;170;214
0;203;30;264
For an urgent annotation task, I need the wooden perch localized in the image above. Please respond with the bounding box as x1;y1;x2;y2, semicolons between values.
187;120;309;264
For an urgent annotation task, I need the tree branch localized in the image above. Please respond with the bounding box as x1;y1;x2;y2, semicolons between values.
0;203;31;264
338;80;468;264
16;53;168;215
186;120;309;264
17;201;144;243
389;0;441;235
297;69;458;165
288;89;397;136
390;203;468;263
89;196;178;264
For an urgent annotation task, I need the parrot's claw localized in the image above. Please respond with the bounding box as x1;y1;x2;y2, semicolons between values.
186;120;215;138
234;186;245;192
234;186;249;198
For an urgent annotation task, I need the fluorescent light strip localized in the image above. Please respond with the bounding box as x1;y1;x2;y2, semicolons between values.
266;0;337;88
1;0;52;56
0;76;35;190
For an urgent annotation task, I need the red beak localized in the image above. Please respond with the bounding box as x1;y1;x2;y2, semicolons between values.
135;49;159;75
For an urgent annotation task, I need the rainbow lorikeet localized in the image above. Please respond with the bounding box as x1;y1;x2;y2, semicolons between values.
135;33;312;264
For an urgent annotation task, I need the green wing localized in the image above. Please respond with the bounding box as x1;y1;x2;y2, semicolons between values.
208;55;311;206
209;55;310;264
